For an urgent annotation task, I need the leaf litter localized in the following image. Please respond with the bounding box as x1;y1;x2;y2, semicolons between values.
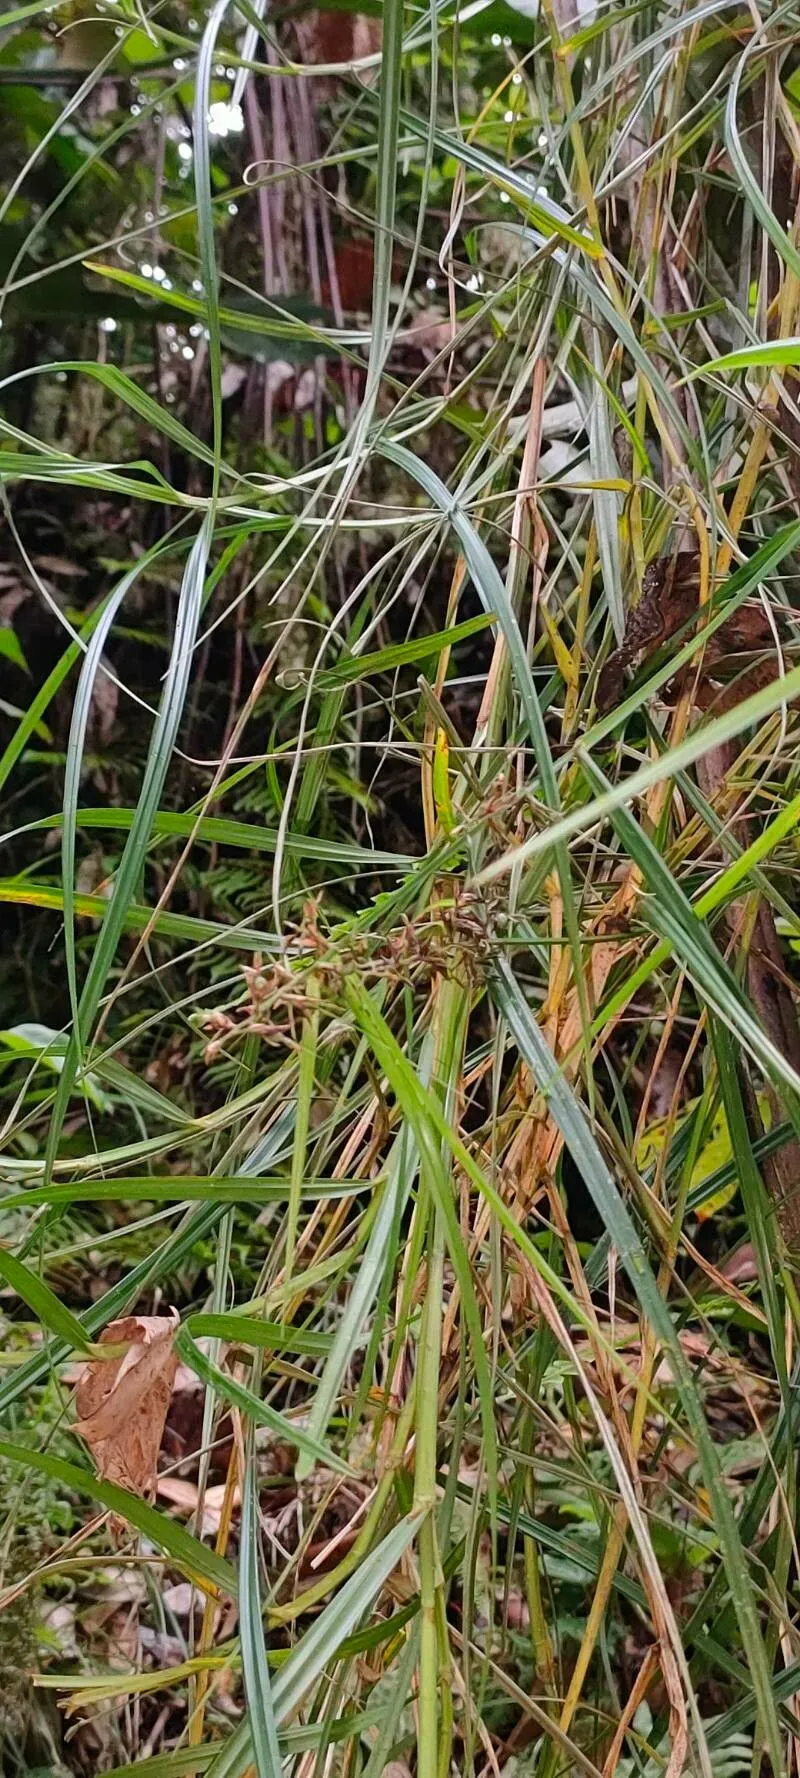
74;1314;179;1500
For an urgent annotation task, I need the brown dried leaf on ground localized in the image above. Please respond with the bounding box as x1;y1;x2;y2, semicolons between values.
156;1476;240;1535
719;1243;758;1284
596;553;701;713
596;550;778;715
74;1313;179;1497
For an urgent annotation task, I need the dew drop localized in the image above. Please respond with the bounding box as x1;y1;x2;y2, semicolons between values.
208;99;244;137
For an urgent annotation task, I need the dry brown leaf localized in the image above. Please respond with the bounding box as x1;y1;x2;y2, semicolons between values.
720;1242;758;1284
33;555;87;578
596;549;779;716
154;1475;199;1514
88;667;118;746
404;308;453;353
74;1313;179;1497
597;552;700;713
156;1475;238;1535
161;1581;200;1616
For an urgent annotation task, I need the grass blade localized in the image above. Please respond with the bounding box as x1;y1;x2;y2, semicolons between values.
0;1441;237;1598
239;1443;282;1778
43;517;212;1179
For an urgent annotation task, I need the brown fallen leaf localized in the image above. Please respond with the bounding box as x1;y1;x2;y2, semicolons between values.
719;1242;758;1285
33;555;87;578
156;1475;239;1535
74;1313;179;1498
402;308;454;354
596;548;780;716
596;552;700;713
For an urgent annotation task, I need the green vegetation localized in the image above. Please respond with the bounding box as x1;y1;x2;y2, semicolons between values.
2;0;800;1772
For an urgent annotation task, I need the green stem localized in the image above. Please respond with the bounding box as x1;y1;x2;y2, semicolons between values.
285;974;320;1292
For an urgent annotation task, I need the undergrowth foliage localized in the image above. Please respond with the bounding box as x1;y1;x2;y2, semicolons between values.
3;0;800;1773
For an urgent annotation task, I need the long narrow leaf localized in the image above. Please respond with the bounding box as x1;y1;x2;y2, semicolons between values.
489;957;784;1776
239;1447;282;1778
44;518;211;1179
0;1441;236;1598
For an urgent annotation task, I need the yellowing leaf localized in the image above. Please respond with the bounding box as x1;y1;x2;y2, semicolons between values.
432;727;457;835
636;1094;772;1222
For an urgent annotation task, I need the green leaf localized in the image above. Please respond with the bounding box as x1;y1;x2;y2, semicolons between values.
343;977;498;1505
0;1118;303;1418
0;1441;237;1597
578;753;800;1104
0;362;222;470
204;1514;424;1778
17;805;413;868
0;625;26;671
239;1446;282;1778
489;957;785;1778
84;262;368;358
61;563;141;1031
43;517;212;1181
174;1326;350;1474
479;646;800;888
299;1057;425;1477
0;1247;90;1351
90;1056;193;1127
689;338;800;375
391;102;603;256
0;1022;108;1111
186;1311;331;1355
0;530;188;800
0;875;282;955
299;612;494;691
1;1177;362;1211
